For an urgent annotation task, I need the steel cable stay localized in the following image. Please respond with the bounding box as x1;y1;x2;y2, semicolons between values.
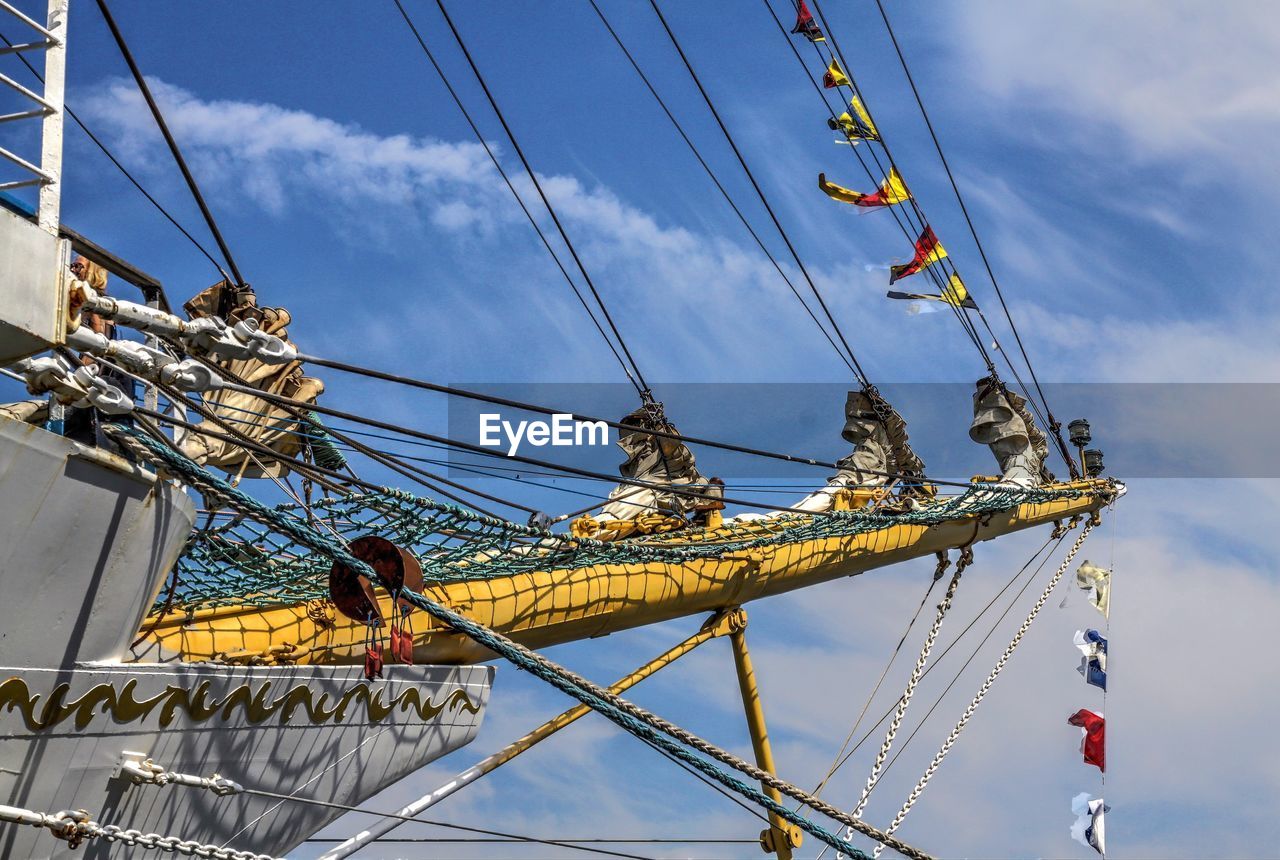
647;0;871;388
431;0;654;401
875;535;1070;791
153;397;968;495
820;0;1061;470
0;30;224;286
814;534;1071;860
757;0;994;372
809;0;1077;476
177;404;980;520
144;402;1018;533
140;404;848;519
93;0;246;289
237;788;657;860
795;0;1066;480
216;363;1012;491
585;0;856;377
867;0;1062;428
763;0;1060;461
789;0;1002;367
390;0;638;391
194;400;1009;497
151;403;701;518
800;32;994;375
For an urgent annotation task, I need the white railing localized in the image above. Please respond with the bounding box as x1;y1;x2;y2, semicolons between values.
0;0;67;233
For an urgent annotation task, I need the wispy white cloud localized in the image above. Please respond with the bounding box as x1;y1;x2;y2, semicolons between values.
955;1;1280;189
79;77;958;384
77;63;1280;860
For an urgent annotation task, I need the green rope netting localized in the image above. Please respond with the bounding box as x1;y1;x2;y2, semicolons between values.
171;478;1083;612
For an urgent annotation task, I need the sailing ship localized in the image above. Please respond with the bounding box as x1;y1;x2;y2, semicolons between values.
0;1;1121;858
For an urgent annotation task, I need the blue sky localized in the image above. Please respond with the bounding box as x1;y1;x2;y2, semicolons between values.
5;0;1280;857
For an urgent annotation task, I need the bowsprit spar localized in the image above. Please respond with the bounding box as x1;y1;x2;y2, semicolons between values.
0;1;1123;858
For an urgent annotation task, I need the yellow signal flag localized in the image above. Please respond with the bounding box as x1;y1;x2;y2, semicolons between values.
817;167;910;207
941;273;972;307
850;96;878;139
823;59;851;89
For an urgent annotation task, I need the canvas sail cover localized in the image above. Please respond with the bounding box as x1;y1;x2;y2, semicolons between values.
597;404;720;521
179;283;323;479
969;377;1054;486
795;389;927;512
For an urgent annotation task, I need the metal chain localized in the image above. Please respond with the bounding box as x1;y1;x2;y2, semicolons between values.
872;521;1095;857
0;805;276;860
98;825;276;859
857;549;970;819
829;549;971;860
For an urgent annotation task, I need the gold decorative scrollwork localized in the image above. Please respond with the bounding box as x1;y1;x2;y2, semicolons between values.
0;676;481;732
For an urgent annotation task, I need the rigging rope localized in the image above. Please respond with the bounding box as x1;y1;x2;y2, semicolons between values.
93;0;246;288
647;0;870;386
112;423;950;860
0;31;224;286
800;532;1061;821
431;0;653;399
586;0;855;376
871;519;1096;856
877;532;1068;783
757;1;995;375
240;788;655;860
862;0;1077;476
291;354;983;488
766;0;1070;477
390;0;637;389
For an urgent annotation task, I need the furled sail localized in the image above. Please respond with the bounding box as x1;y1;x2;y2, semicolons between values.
969;376;1055;487
795;389;928;511
595;403;722;524
179;283;323;479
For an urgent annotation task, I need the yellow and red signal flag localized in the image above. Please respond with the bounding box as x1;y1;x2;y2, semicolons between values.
823;59;850;89
828;96;879;143
818;167;910;208
887;273;978;309
889;226;948;284
791;0;826;43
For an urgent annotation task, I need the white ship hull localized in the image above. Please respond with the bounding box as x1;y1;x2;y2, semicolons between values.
0;662;492;859
0;416;494;857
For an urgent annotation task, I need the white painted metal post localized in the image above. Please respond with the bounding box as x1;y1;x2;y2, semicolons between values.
37;0;67;235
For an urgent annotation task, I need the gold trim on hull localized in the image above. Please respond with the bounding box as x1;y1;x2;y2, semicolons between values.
135;481;1115;666
0;676;481;731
